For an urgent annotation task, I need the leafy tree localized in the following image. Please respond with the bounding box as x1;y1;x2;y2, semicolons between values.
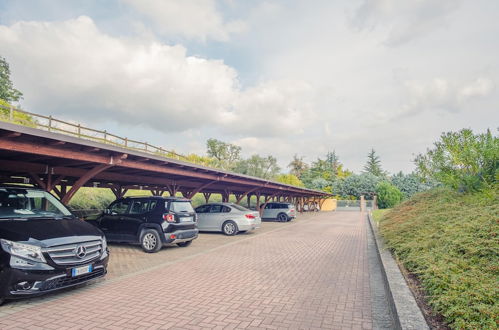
376;181;403;208
288;154;309;178
415;128;498;192
206;138;241;170
334;173;381;199
363;148;386;177
234;154;280;179
275;174;305;187
391;172;435;199
0;56;23;103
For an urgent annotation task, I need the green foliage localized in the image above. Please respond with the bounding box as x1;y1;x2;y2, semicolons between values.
288;154;309;179
333;173;381;199
68;187;116;210
301;151;352;192
0;56;23;102
206;138;241;170
391;171;435;199
379;188;499;329
0;99;36;127
371;209;390;225
415;128;498;192
275;173;305;187
183;153;217;168
363;148;386;177
234;154;280;179
376;181;403;208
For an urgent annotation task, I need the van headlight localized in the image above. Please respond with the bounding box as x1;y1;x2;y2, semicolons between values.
0;239;46;263
102;236;108;251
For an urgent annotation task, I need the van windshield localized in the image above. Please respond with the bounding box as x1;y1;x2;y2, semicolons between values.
0;188;72;219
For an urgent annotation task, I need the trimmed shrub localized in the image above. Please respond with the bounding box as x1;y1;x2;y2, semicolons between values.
376;181;403;208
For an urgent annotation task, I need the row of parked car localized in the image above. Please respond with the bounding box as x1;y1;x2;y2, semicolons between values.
0;185;296;304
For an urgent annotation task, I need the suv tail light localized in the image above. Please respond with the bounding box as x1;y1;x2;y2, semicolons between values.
245;214;256;219
290;209;295;212
162;213;175;223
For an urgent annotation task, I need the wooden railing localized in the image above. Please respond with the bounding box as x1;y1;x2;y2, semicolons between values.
0;102;191;162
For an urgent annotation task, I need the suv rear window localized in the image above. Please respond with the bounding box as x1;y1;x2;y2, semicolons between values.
169;201;194;213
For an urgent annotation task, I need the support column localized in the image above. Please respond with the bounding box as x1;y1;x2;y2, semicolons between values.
360;195;366;212
203;192;211;203
111;185;129;199
62;164;113;204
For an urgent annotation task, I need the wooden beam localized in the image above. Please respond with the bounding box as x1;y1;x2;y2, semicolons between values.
61;164;113;204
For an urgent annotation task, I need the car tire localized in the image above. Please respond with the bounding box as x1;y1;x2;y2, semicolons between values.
222;220;238;236
277;213;289;222
177;241;192;247
0;297;4;306
140;229;162;253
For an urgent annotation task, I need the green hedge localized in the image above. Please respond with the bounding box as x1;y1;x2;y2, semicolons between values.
379;188;498;329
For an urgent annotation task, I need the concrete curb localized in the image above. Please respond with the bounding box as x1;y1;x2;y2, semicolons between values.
367;213;429;330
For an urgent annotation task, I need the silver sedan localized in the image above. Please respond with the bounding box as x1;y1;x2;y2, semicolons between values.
194;203;261;235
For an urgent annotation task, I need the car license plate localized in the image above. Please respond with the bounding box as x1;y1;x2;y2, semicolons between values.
71;265;93;277
181;216;193;222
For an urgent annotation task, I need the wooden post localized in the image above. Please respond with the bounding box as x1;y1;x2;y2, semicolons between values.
360;195;366;212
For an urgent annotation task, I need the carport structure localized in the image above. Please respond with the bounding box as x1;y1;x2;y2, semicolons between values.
0;121;330;213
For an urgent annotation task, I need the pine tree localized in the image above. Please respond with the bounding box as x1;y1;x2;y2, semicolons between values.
363;148;386;177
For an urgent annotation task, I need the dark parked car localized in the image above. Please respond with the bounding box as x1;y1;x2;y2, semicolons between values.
91;196;198;253
0;186;109;305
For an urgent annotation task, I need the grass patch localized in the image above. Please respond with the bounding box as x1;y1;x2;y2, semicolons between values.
378;188;498;329
371;209;391;225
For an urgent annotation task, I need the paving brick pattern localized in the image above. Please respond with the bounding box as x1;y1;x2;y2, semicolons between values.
0;212;373;329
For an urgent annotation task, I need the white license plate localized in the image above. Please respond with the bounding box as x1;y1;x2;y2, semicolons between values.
71;265;93;277
181;216;193;222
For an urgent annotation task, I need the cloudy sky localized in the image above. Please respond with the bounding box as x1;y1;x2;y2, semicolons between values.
1;0;497;174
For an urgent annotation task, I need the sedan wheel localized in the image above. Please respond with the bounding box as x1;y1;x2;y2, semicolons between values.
222;221;238;236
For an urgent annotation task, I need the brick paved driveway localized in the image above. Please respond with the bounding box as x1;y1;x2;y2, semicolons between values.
0;212;376;329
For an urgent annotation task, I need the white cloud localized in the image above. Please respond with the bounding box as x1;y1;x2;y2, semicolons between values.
122;0;246;41
399;77;495;116
353;0;461;45
0;16;313;137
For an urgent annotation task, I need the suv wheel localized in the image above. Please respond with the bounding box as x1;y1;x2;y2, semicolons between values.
140;229;162;253
222;220;238;236
277;213;288;222
177;241;192;247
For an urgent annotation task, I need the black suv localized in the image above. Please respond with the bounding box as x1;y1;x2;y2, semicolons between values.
91;196;198;253
0;186;109;305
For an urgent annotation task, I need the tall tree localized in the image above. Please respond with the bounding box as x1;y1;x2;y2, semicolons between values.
287;154;308;178
326;151;340;177
206;138;241;170
363;148;386;177
234;155;280;179
0;56;23;102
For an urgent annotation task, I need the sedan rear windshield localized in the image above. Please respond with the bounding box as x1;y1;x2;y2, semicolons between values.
169;201;194;213
230;204;249;212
